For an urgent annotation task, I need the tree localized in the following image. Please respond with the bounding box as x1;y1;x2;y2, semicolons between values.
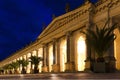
3;64;13;74
81;20;120;72
10;62;19;74
29;56;43;73
81;21;119;62
0;67;4;74
17;59;28;74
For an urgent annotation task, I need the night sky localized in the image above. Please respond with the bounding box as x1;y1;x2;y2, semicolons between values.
0;0;98;61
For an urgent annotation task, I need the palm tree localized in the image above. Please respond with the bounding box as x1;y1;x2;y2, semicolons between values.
17;59;28;74
0;67;4;74
81;20;119;72
29;56;43;73
10;62;19;74
3;64;13;74
82;21;119;62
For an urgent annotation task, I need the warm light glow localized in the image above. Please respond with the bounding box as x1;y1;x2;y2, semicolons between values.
38;62;42;73
13;59;16;62
19;57;23;73
60;39;67;72
38;48;43;73
32;50;36;56
20;64;22;73
17;58;19;60
27;62;31;73
38;48;43;57
49;45;53;72
114;30;120;70
77;36;86;71
24;55;26;60
20;57;22;60
27;53;31;73
32;64;35;69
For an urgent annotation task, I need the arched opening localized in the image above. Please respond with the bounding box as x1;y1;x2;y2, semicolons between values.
60;39;67;72
77;36;86;71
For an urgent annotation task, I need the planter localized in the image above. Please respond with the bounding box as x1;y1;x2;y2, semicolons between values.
93;62;106;73
21;68;26;74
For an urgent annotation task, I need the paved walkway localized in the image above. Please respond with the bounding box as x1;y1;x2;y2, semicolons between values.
0;72;120;80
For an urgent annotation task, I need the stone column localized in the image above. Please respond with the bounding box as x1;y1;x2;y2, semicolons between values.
52;39;60;72
31;51;35;71
37;48;42;73
56;39;60;72
29;52;32;73
26;53;31;73
16;58;20;74
42;44;48;72
20;57;23;73
53;39;56;64
105;18;116;72
84;22;91;71
66;32;71;62
23;55;27;73
52;38;60;72
46;44;49;72
65;31;75;72
36;49;39;72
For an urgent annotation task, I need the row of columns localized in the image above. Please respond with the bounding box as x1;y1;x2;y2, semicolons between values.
13;49;43;73
42;31;76;72
7;27;91;73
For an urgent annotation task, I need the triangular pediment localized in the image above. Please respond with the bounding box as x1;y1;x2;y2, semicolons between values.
37;6;85;40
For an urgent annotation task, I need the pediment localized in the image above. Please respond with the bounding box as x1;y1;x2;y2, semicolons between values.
37;18;59;39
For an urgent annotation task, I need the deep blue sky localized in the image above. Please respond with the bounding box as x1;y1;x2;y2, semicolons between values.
0;0;98;61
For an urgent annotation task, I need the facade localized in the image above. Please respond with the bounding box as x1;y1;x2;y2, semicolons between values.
0;0;120;74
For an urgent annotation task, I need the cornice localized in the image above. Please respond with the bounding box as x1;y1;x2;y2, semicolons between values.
95;0;120;14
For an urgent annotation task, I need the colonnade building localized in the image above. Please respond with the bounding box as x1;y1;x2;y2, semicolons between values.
0;0;120;73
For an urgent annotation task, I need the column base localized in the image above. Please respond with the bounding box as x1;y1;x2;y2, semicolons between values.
65;62;75;72
52;64;60;72
42;66;48;72
84;59;91;72
105;56;116;72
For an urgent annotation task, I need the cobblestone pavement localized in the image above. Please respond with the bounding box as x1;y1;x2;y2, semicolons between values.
0;72;120;80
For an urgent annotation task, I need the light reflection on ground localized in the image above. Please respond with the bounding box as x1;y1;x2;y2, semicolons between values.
0;73;120;80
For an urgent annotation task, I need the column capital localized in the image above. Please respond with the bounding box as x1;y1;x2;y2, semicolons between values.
42;43;45;46
52;38;57;42
66;31;72;37
85;21;96;30
42;43;48;47
34;49;39;52
85;21;93;27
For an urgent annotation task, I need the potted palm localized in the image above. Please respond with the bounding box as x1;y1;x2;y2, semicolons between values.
81;20;119;72
0;67;4;74
29;56;43;73
10;62;19;74
17;59;28;74
3;64;13;74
